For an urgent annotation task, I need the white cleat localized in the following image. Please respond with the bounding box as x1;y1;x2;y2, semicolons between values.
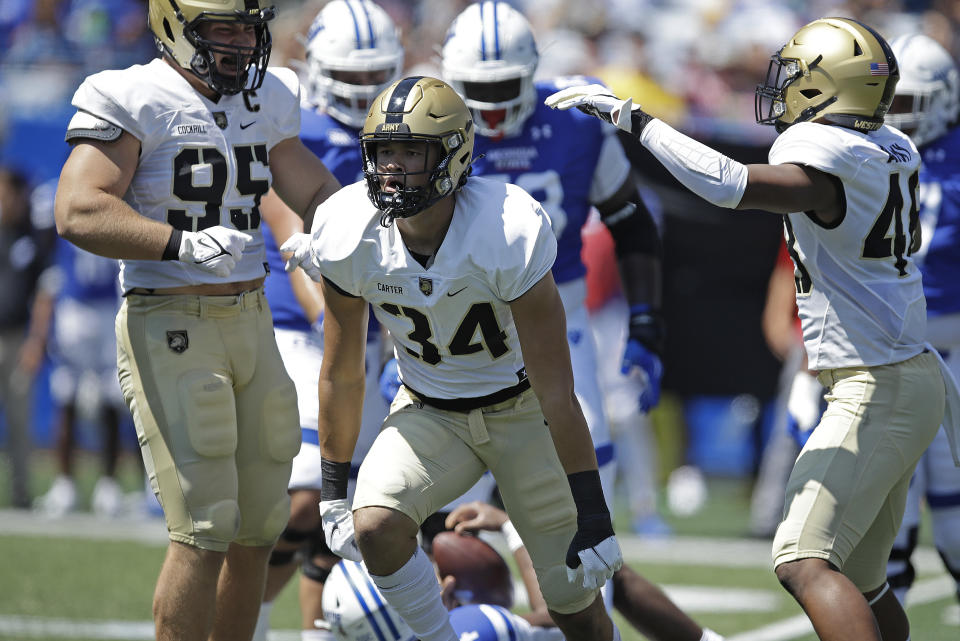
92;476;124;517
34;475;78;518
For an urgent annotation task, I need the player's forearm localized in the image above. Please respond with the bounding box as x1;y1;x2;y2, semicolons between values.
317;378;364;461
617;252;661;310
538;397;599;474
55;189;173;260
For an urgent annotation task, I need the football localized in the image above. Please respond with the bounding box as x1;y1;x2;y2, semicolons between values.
432;531;514;609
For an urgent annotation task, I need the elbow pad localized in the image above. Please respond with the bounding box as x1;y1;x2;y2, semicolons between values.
640;119;748;209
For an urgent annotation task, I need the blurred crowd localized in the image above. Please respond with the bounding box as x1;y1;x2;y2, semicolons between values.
1;0;958;519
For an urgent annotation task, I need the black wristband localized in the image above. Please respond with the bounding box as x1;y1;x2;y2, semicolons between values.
631;109;654;138
567;470;610;520
320;458;350;502
161;228;182;261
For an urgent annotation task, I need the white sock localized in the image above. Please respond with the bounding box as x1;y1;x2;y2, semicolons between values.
302;629;336;641
252;601;273;641
369;548;457;641
700;628;725;641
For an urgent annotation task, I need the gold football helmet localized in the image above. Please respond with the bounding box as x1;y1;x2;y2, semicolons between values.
149;0;275;95
361;77;475;222
756;17;899;133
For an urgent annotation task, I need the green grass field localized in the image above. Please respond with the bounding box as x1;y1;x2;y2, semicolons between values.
0;451;956;641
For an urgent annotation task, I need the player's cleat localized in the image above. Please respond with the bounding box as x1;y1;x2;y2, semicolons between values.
92;476;123;517
34;475;78;518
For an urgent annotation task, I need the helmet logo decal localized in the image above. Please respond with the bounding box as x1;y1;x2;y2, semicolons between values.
870;62;890;76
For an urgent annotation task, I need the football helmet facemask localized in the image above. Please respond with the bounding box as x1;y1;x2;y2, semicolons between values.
321;560;416;641
149;0;275;96
755;17;899;133
441;0;538;138
361;76;475;224
886;33;959;147
305;0;404;129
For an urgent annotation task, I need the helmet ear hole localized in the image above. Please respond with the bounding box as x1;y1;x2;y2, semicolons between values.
853;40;863;56
801;89;822;99
163;17;174;41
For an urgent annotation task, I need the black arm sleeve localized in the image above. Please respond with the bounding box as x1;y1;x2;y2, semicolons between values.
596;187;662;258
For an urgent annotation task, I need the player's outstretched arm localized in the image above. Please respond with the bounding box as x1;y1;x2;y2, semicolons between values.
269;135;342;231
510;272;623;590
546;86;842;221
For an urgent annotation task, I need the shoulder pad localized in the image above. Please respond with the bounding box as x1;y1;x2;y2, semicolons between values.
65;110;123;143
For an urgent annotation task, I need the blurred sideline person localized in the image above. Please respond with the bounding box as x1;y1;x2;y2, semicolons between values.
252;2;400;639
0;166;52;509
438;7;720;641
547;17;959;641
883;32;960;609
53;1;340;639
282;76;623;641
32;232;126;517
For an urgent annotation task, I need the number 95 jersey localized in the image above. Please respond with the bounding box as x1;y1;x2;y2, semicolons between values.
310;178;556;399
67;58;301;291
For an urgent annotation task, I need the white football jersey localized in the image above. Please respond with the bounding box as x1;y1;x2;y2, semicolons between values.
310;178;557;399
770;122;926;369
67;58;301;291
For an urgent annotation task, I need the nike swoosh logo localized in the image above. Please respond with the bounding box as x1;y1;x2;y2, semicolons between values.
447;286;467;297
240;121;256;130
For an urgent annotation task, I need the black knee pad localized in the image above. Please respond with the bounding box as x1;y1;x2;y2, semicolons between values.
302;528;336;584
269;525;314;566
888;525;919;591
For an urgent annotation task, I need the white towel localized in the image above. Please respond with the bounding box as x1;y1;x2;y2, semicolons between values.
928;343;960;467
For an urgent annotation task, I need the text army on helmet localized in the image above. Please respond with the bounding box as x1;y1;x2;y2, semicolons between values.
321;560;415;641
755;17;900;133
304;0;404;129
886;33;960;147
361;76;475;224
440;0;538;138
148;0;275;95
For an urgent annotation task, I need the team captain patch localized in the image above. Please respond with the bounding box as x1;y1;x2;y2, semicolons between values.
64;111;122;143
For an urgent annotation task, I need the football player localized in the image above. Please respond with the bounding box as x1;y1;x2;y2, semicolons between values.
282;76;622;641
548;17;960;641
438;6;718;641
253;3;401;640
883;32;960;610
53;1;341;639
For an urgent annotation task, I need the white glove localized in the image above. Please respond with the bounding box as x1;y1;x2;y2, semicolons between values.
320;498;363;562
565;535;623;590
279;232;325;282
544;84;635;133
179;226;253;278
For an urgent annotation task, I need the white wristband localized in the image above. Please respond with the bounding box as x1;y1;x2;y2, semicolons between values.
639;118;748;209
501;520;524;553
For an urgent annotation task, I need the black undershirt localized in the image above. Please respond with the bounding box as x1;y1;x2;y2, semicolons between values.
409;250;432;269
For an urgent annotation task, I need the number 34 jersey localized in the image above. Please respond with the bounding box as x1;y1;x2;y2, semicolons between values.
67;58;301;291
770;122;925;370
310;178;557;399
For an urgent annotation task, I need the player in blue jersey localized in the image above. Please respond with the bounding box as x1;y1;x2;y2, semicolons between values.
253;3;402;640
436;5;722;641
883;32;960;611
32;232;126;517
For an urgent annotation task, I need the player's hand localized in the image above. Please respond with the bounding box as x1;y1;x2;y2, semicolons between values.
445;500;509;534
179;226;253;278
280;232;325;282
545;84;635;133
378;358;401;403
319;498;362;562
621;339;663;413
786;370;824;448
565;521;623;590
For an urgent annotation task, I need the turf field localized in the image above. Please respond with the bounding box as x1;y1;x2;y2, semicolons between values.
0;451;956;641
